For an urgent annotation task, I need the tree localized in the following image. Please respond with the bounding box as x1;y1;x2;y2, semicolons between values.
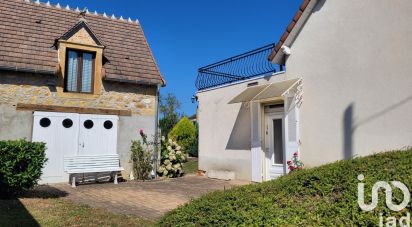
168;117;197;156
159;93;181;137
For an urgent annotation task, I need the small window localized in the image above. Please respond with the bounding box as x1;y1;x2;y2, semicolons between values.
39;118;51;128
273;119;284;165
62;119;73;128
83;120;94;129
65;49;95;93
103;120;113;129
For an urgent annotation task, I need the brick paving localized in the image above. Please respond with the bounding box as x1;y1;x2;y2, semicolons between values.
48;175;249;219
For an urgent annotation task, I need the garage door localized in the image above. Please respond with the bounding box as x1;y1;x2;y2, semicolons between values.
32;112;118;183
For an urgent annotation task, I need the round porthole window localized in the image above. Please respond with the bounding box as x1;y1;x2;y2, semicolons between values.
83;120;94;129
39;118;51;128
62;119;73;128
103;120;113;130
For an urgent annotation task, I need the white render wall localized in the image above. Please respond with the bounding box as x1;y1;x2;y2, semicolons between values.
197;73;290;180
284;0;412;166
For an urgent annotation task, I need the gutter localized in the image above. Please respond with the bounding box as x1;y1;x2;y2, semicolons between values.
0;65;56;75
153;84;161;178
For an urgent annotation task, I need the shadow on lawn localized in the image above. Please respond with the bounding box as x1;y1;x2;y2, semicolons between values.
0;186;68;227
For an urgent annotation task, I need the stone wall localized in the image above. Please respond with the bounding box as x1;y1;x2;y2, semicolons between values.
0;71;157;116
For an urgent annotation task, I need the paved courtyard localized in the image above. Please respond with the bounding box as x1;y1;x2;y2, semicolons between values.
48;175;248;219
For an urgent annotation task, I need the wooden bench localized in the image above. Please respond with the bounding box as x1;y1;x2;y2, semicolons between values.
64;155;124;188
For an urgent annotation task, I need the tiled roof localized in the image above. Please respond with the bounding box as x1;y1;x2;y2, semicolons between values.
268;0;312;62
0;0;165;86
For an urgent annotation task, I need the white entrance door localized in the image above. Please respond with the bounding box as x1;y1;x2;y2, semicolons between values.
78;114;118;156
32;112;118;183
265;113;285;180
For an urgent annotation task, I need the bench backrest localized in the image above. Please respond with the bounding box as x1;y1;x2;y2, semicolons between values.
64;155;122;172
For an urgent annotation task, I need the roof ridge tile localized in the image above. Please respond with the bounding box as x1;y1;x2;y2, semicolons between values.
22;0;140;24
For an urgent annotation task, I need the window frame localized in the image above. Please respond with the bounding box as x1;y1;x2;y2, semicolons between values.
64;49;96;94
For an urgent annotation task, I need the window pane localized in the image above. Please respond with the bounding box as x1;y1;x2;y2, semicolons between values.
273;119;284;164
66;51;78;92
81;53;93;93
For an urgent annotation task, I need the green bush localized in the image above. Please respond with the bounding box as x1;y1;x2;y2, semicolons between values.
168;117;197;156
0;139;47;197
188;123;198;157
159;148;412;226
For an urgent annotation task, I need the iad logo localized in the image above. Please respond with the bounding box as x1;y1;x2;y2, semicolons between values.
357;174;411;226
357;174;410;211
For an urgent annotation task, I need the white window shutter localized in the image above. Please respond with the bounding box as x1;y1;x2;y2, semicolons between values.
284;96;300;173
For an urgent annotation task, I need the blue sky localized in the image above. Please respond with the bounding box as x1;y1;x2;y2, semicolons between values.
50;0;302;115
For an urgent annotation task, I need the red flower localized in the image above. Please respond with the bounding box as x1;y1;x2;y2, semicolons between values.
139;129;144;135
289;166;295;171
287;160;292;165
297;166;302;171
293;152;298;157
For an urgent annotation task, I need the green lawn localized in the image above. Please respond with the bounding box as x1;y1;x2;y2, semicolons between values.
183;157;198;174
159;148;412;226
0;191;154;227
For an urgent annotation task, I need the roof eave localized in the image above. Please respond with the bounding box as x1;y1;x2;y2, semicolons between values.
104;76;165;87
268;0;319;64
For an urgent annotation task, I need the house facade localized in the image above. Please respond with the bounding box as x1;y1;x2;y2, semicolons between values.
0;0;165;183
197;0;412;182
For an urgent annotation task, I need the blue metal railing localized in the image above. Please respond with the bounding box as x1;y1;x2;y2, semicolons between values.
196;44;281;90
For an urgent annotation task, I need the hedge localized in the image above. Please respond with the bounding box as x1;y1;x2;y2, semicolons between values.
159;148;412;226
0;139;47;197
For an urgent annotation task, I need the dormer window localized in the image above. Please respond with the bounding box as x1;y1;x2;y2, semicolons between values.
65;49;95;93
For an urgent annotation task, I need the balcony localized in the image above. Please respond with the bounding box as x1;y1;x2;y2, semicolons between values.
196;44;283;90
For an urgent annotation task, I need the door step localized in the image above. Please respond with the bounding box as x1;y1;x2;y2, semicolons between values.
208;170;236;180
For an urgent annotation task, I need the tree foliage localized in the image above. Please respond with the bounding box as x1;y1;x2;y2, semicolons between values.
159;93;181;138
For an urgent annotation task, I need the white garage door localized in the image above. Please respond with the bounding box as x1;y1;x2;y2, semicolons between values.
32;112;118;183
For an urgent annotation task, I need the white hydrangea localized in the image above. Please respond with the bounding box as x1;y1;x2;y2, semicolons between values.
168;138;173;144
176;146;181;151
167;146;172;151
176;150;182;155
166;164;172;170
164;159;171;165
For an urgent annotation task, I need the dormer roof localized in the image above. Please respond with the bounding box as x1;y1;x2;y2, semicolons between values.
56;20;104;47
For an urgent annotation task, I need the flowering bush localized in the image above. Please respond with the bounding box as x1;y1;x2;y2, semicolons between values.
287;152;304;172
130;129;153;180
157;138;187;178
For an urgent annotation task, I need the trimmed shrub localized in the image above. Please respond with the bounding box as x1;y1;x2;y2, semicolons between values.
159;148;412;226
0;139;47;197
168;117;197;156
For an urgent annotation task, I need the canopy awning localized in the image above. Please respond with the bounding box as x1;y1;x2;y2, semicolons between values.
229;78;300;104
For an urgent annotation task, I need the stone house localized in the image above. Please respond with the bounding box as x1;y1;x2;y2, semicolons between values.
196;0;412;182
0;0;165;183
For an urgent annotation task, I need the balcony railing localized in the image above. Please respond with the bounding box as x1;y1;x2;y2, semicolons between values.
196;43;282;90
